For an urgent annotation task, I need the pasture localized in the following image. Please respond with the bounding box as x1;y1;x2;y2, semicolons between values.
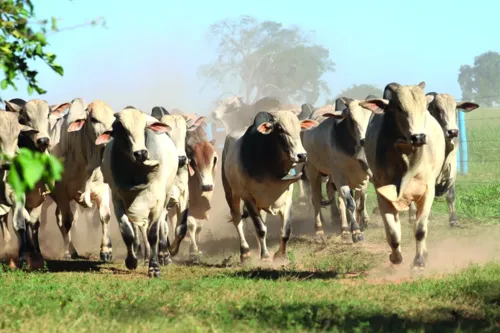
2;107;500;332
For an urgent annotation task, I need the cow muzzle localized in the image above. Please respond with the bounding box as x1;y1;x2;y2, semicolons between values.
410;134;427;146
36;137;50;151
201;184;214;192
447;129;459;139
212;112;220;121
178;156;187;168
133;149;149;163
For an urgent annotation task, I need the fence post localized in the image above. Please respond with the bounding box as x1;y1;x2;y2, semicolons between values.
456;138;461;174
457;110;468;175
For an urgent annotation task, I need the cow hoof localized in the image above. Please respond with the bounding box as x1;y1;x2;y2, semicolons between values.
9;258;18;269
352;233;364;243
389;252;403;265
450;221;463;228
100;251;113;263
261;252;272;262
412;255;425;269
148;267;160;278
70;252;82;260
273;252;288;265
158;253;172;266
63;252;72;260
125;256;138;270
27;253;45;271
143;259;150;267
189;252;202;264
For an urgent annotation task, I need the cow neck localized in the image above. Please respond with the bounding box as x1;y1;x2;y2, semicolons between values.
240;124;290;182
110;124;154;191
332;116;356;156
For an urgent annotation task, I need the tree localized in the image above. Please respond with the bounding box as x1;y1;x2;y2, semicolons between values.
327;84;383;104
0;0;104;200
0;0;105;98
199;16;335;105
458;51;500;107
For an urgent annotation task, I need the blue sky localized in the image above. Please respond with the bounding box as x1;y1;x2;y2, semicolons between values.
3;0;498;115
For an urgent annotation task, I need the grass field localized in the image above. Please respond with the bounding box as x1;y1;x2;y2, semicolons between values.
2;108;500;333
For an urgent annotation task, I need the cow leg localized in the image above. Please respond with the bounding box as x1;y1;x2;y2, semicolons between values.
244;200;270;261
377;195;403;265
95;188;113;262
0;214;11;250
356;184;370;231
297;179;307;206
147;220;161;278
132;224;142;259
12;199;31;268
158;208;172;266
195;219;203;254
408;202;417;225
187;215;200;259
305;164;325;237
138;224;150;266
447;184;459;227
27;206;44;270
326;180;341;228
168;197;188;258
413;187;434;269
336;182;363;243
55;200;79;259
113;199;138;270
274;190;293;262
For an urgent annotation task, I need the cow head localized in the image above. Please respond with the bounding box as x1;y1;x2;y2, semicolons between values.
0;111;38;159
427;92;479;140
211;96;244;121
360;82;433;147
5;99;69;152
255;111;318;179
160;114;193;168
187;139;217;192
67;99;116;141
95;108;171;166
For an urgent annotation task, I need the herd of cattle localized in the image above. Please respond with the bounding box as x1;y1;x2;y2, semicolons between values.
0;81;481;278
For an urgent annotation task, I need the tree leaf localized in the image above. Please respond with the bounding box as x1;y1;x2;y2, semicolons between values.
27;85;34;95
1;80;8;90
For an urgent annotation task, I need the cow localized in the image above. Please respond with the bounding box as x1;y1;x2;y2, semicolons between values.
4;99;70;268
211;96;283;134
0;111;37;265
407;93;479;227
95;108;184;277
48;98;115;261
184;115;218;258
361;82;445;269
222;110;318;262
302;97;373;242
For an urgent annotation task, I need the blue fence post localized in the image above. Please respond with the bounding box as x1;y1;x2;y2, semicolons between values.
458;110;468;175
456;138;461;174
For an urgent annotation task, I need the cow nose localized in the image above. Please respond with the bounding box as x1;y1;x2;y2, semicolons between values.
201;184;214;192
36;137;50;148
447;129;459;138
296;153;307;163
410;134;427;146
133;150;148;162
359;139;366;147
178;156;187;168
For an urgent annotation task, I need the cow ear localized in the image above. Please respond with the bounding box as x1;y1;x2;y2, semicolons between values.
209;139;216;146
50;102;71;117
323;110;345;119
188;163;195;176
148;122;171;134
359;99;389;114
187;116;205;131
95;130;113;145
300;119;319;130
68;119;86;132
5;101;21;113
20;124;38;135
256;122;273;134
456;101;479;112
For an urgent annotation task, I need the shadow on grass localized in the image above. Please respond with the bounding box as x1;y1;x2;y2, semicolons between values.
227;268;339;280
230;302;497;333
0;259;135;274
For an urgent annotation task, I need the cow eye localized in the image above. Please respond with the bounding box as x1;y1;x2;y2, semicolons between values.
90;117;99;123
213;156;217;166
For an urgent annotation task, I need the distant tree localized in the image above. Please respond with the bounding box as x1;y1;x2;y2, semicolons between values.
199;15;335;105
0;0;105;98
458;51;500;107
326;84;383;104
